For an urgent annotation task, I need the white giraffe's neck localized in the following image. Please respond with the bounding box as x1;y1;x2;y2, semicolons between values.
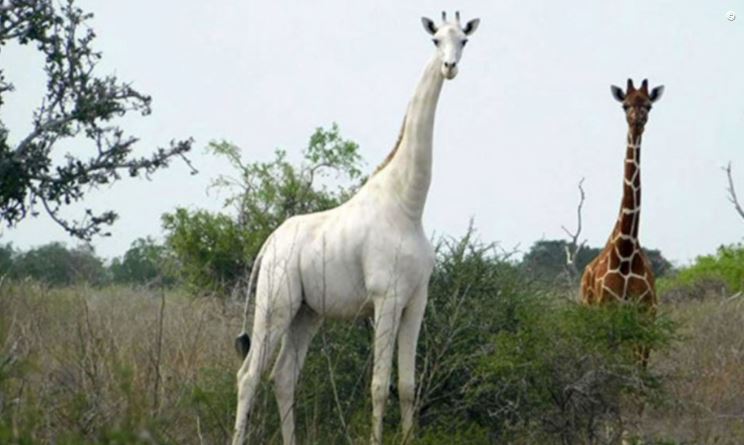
382;55;444;218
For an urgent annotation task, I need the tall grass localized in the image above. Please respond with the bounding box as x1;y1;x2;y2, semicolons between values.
0;282;241;444
0;275;742;443
641;294;744;444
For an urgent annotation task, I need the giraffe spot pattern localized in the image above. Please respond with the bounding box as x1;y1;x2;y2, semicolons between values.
579;129;657;311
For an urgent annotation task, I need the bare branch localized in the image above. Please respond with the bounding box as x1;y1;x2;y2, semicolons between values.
562;178;587;284
0;0;195;239
723;162;744;222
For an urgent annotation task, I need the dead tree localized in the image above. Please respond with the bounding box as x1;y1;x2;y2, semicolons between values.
562;178;588;285
724;162;744;222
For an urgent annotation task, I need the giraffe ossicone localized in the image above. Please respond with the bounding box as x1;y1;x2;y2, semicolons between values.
231;11;480;445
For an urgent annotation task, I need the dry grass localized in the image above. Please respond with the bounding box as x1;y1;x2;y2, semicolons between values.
2;282;744;444
0;281;244;444
640;293;744;444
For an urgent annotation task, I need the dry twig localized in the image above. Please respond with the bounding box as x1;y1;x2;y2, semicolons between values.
723;162;744;221
562;178;588;283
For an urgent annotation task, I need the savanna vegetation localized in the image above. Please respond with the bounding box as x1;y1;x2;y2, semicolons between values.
3;236;744;444
2;1;744;444
2;121;743;444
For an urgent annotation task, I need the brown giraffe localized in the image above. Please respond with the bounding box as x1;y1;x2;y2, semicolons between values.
580;79;664;361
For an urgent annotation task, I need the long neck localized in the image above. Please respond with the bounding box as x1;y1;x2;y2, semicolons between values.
612;127;643;243
385;55;444;218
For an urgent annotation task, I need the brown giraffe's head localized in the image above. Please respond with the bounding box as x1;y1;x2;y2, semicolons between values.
610;79;664;131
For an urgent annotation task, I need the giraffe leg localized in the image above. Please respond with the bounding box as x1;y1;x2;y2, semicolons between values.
579;267;595;304
233;317;286;445
397;285;427;444
270;305;322;445
370;293;404;445
233;271;302;445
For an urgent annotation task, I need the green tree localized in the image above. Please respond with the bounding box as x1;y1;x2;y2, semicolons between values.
161;209;245;294
0;243;13;277
0;0;193;240
11;242;106;286
659;243;744;298
521;239;671;286
162;124;363;295
521;240;600;285
110;237;173;286
644;247;673;278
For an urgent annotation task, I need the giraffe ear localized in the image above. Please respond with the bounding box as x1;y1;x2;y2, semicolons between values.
610;85;626;102
463;18;480;35
649;85;664;102
421;17;437;35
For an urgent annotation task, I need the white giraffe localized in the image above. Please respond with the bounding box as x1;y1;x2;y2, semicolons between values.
232;12;480;445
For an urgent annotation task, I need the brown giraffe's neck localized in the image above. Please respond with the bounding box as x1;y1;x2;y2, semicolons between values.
611;127;644;252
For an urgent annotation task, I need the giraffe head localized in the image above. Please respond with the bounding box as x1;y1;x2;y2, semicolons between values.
421;11;480;80
611;79;664;131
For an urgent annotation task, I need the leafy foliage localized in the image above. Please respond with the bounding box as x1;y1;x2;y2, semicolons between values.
0;228;687;445
207;122;362;228
7;241;106;286
414;227;529;431
109;237;173;286
521;239;672;286
473;298;675;444
161;209;246;294
0;0;194;239
521;239;601;285
163;124;363;295
0;243;12;277
658;243;744;300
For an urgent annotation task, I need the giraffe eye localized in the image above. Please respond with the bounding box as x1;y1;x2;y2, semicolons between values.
432;38;440;46
462;39;468;46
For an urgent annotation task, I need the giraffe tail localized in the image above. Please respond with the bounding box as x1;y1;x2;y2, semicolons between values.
234;244;266;360
234;333;251;360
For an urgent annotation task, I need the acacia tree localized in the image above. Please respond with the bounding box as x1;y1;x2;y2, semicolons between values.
110;236;174;286
0;0;194;240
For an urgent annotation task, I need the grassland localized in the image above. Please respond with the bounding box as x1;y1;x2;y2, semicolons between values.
1;281;743;444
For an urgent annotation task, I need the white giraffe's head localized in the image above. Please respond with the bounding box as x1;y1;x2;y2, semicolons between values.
422;11;480;80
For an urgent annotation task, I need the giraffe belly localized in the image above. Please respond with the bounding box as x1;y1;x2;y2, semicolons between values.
297;200;433;320
297;210;374;320
300;252;372;319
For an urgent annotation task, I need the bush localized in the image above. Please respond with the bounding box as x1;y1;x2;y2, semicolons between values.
0;228;682;444
8;242;107;286
0;243;12;277
471;298;675;444
413;228;530;431
110;237;175;287
161;209;246;294
521;240;672;288
162;124;363;296
658;243;744;302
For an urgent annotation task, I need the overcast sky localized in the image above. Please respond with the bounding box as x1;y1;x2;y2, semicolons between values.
1;1;743;264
